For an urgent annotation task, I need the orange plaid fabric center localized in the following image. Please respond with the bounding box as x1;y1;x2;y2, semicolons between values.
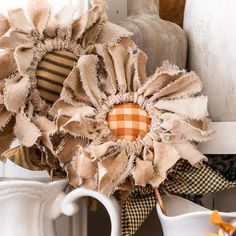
107;103;151;141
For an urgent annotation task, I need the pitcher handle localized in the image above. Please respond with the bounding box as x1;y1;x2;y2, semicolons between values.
61;188;121;236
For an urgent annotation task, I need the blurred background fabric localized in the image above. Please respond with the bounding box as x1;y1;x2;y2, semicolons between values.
160;0;186;27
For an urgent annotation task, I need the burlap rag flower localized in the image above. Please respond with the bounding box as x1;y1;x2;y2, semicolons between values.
51;38;214;195
0;0;131;161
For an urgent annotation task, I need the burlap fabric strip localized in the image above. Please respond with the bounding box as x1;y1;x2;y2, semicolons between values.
55;57;214;196
0;0;132;172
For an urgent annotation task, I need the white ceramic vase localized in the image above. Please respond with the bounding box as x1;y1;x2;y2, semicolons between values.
184;0;236;121
156;195;236;236
0;178;121;236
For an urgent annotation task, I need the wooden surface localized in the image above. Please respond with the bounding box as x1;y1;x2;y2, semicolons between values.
199;122;236;154
184;0;236;121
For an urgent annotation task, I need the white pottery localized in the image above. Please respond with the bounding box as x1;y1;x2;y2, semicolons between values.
62;187;121;236
0;177;121;236
156;195;236;236
184;0;236;121
0;178;67;236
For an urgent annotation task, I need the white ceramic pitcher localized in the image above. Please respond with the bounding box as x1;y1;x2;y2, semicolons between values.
0;178;67;236
0;178;121;236
156;195;236;236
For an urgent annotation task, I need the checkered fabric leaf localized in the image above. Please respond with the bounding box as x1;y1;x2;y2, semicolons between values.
122;186;156;236
162;160;236;195
107;103;151;141
121;161;236;236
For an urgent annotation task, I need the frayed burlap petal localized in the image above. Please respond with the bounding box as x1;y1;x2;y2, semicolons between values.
51;41;214;196
0;0;132;157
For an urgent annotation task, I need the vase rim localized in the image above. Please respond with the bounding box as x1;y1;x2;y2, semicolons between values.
127;0;160;16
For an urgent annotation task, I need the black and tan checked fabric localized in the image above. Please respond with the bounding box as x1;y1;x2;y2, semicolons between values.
107;103;151;141
121;186;156;236
162;160;236;195
36;50;78;104
121;161;236;235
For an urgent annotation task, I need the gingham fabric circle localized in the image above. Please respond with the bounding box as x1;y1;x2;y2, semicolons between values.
36;50;78;104
107;103;151;141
